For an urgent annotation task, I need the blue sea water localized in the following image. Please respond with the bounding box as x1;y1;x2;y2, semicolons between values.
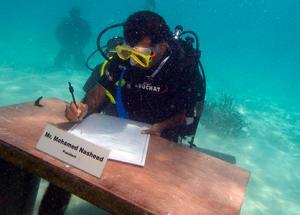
0;0;299;214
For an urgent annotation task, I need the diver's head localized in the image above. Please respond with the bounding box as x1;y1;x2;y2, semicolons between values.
69;6;81;18
123;11;172;68
124;11;172;46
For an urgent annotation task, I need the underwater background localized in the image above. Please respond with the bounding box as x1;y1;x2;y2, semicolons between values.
0;0;299;214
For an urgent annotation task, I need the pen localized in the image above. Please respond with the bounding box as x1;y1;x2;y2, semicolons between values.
68;82;78;109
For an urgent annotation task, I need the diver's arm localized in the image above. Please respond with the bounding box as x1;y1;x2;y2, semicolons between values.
55;18;67;42
82;84;107;113
142;112;186;136
81;19;92;43
66;84;107;121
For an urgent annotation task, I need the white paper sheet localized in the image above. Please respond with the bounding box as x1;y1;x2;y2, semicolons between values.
68;114;150;166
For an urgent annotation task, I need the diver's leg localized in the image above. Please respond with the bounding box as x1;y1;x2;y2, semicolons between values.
54;48;71;67
72;49;85;69
0;159;40;215
38;183;71;215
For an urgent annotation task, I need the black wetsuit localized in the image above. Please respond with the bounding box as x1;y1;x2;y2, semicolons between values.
84;39;205;142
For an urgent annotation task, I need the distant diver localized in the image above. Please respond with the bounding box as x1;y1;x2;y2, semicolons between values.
145;0;156;11
54;6;91;69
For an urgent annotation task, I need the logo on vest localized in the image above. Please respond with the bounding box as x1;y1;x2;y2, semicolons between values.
134;82;165;93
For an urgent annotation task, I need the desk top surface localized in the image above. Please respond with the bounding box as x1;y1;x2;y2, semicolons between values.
0;99;250;215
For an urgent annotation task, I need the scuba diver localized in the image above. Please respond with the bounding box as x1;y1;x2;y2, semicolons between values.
54;6;91;69
81;12;205;144
82;11;206;145
39;11;206;214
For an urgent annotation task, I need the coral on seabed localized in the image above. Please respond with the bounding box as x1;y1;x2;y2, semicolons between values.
201;94;248;137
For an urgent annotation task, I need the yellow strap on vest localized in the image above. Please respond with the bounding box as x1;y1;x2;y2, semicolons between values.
100;57;112;77
100;58;116;104
114;79;126;87
103;88;116;104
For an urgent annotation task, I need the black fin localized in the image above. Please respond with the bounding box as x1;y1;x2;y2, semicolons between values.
34;96;43;107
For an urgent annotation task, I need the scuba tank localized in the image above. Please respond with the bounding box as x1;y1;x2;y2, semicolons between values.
173;25;206;148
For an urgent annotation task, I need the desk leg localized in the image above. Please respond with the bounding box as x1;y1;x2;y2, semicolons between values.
38;183;71;215
0;158;40;215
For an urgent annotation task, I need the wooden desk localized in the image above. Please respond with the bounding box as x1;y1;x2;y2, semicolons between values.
0;99;250;215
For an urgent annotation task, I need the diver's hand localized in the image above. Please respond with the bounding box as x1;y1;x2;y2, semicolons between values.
142;123;164;136
65;102;88;121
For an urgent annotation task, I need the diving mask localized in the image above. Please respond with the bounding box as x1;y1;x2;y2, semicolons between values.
114;45;154;68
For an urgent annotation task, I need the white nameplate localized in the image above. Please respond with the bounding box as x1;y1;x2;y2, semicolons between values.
36;124;110;178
